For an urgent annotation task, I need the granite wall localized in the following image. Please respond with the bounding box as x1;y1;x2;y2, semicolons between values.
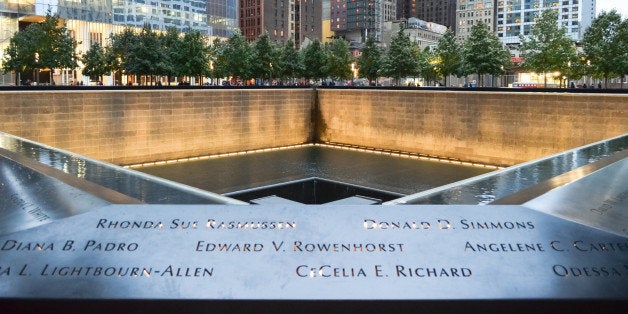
316;89;627;166
0;89;314;165
0;88;625;166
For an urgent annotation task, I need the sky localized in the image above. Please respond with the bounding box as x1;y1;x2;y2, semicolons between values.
596;0;628;18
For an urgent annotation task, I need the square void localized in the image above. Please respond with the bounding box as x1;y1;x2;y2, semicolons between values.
225;177;403;205
137;146;492;204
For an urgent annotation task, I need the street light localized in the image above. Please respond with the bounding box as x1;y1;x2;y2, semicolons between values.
34;52;39;85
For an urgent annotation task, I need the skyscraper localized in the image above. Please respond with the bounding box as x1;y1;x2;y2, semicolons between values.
239;0;321;47
397;0;457;32
207;0;238;38
456;0;496;42
331;0;384;43
112;0;211;35
495;0;596;46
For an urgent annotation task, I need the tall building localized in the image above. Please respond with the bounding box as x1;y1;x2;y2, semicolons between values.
331;0;386;43
112;0;211;35
397;0;457;32
295;0;322;47
496;0;596;46
322;0;333;43
0;1;230;85
207;0;238;38
238;0;321;47
456;0;496;42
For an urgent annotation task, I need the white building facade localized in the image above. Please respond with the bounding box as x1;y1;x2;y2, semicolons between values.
456;0;495;42
496;0;596;46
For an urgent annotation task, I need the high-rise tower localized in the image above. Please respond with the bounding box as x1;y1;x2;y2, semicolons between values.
238;0;321;47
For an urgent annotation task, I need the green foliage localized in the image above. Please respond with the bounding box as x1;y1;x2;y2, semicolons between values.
110;28;137;75
2;12;78;81
81;42;111;80
618;19;628;84
382;29;419;85
462;21;510;86
433;29;462;85
125;24;169;82
40;13;79;71
419;47;439;85
251;34;280;81
301;40;328;82
179;30;212;84
357;35;382;84
2;24;41;74
209;38;229;81
278;39;303;82
161;27;183;79
582;10;626;86
224;31;253;80
519;9;576;87
326;39;353;81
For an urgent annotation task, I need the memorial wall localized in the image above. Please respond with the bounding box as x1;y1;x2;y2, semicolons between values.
317;89;628;166
0;88;626;166
0;89;315;165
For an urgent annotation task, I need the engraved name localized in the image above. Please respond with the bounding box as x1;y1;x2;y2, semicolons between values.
464;241;545;252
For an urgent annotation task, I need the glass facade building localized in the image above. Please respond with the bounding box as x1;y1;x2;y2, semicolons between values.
207;0;237;38
496;0;596;45
0;1;233;85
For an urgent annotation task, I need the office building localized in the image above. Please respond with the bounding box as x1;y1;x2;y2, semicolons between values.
456;0;496;42
496;0;596;46
397;0;457;32
331;0;386;43
239;0;321;47
207;0;238;38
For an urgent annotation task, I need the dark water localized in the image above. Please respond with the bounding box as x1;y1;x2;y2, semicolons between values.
0;132;239;204
137;146;493;196
395;134;628;205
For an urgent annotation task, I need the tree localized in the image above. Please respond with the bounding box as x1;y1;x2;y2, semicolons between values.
179;30;211;85
462;21;510;86
357;35;382;85
251;34;279;84
326;38;353;82
110;28;138;83
161;27;183;84
2;12;77;84
224;31;252;83
209;38;228;83
2;24;42;83
419;47;439;86
382;28;419;85
582;10;625;88
433;29;462;86
618;19;628;88
81;42;111;82
519;9;576;87
40;12;78;79
125;24;168;85
301;39;328;84
278;39;303;84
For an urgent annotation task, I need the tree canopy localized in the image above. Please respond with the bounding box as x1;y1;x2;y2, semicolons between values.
462;21;511;86
519;9;576;87
2;12;78;84
382;28;419;85
357;35;382;85
582;10;626;87
433;29;462;86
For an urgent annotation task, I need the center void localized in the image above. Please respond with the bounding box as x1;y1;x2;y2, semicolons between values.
224;177;403;205
137;146;492;204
